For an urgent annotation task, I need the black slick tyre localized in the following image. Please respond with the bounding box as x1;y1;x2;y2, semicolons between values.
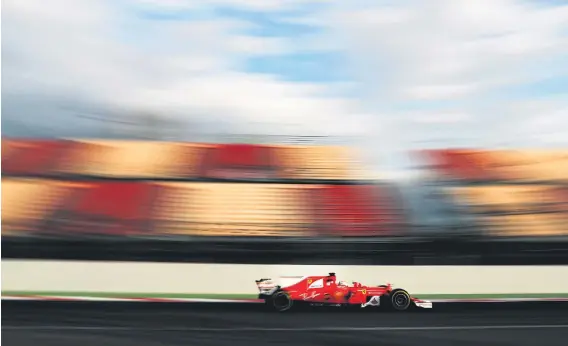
389;288;411;311
271;291;293;312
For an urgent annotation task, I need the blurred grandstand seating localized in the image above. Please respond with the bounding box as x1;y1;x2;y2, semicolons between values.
1;139;74;176
422;149;568;183
48;181;157;236
199;143;278;179
311;184;403;236
3;139;568;239
450;185;559;213
1;138;396;237
414;149;568;237
44;140;210;178
152;183;312;236
1;179;401;237
1;139;365;180
449;185;567;237
480;214;566;237
275;145;360;180
2;178;74;236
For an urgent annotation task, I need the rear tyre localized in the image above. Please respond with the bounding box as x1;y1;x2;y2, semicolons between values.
389;288;411;311
271;291;293;312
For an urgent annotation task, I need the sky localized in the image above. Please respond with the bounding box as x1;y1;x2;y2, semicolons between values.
2;0;568;177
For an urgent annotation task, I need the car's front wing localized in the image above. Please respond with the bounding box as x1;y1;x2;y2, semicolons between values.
412;298;433;309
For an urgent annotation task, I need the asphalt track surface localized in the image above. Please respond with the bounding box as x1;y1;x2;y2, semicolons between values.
3;301;568;346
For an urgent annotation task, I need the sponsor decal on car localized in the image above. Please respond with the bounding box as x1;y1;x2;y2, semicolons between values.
300;292;321;300
308;278;324;289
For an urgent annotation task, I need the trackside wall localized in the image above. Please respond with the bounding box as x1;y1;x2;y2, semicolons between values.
2;260;568;295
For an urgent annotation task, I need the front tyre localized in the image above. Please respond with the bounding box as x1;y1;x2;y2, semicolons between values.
271;291;294;312
389;288;411;311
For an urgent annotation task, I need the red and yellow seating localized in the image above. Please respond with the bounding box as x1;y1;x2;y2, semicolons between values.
274;145;362;180
480;214;567;237
1;179;74;235
1;139;365;181
152;183;312;236
451;185;558;213
310;184;401;236
493;150;568;182
422;149;568;182
52;181;157;235
451;185;568;237
2;139;73;175
199;144;277;179
56;140;209;178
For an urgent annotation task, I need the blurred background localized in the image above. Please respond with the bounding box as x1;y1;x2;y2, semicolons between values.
2;0;568;265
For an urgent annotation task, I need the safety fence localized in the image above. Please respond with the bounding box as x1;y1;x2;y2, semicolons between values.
4;235;568;265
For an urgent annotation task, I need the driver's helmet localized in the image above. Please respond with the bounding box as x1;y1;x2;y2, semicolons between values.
338;280;348;286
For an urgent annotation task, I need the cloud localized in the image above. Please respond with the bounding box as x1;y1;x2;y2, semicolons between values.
2;0;366;140
321;0;568;100
306;0;568;160
407;111;471;124
135;0;328;12
2;0;568;175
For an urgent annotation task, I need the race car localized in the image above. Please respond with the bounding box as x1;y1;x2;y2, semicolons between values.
255;272;432;312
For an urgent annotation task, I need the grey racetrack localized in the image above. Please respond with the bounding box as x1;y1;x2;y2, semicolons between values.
3;301;568;346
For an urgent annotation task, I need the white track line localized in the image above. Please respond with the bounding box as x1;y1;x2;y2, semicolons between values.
3;325;568;332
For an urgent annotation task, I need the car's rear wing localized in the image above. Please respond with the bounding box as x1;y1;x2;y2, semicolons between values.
255;278;278;296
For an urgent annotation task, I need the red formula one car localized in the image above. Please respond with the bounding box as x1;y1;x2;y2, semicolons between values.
255;272;432;312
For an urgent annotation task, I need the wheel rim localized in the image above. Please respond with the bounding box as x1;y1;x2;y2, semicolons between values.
393;292;409;309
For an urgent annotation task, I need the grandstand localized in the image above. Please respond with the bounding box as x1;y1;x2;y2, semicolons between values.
2;138;567;240
420;149;568;183
420;149;568;238
56;140;210;179
1;138;402;238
